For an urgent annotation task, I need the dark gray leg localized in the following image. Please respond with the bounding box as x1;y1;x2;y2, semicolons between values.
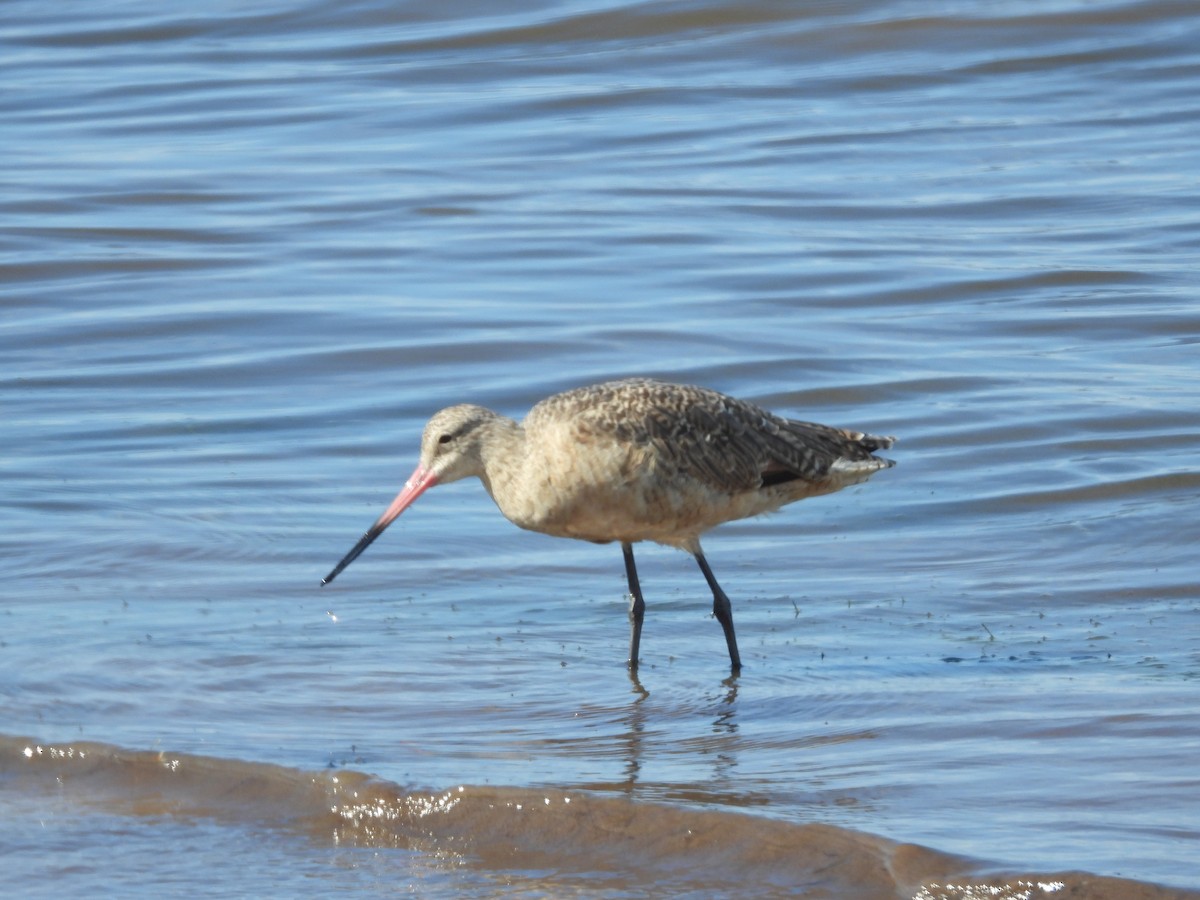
622;542;645;670
695;551;742;671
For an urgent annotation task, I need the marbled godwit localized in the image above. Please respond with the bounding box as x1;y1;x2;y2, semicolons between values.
323;379;894;672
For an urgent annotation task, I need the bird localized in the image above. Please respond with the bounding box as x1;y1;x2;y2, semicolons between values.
322;378;895;672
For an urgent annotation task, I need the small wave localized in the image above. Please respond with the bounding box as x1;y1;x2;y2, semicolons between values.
3;734;1191;899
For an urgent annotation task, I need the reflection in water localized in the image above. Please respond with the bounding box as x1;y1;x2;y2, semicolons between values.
618;670;650;790
714;673;740;734
612;669;744;797
626;668;650;701
709;674;740;784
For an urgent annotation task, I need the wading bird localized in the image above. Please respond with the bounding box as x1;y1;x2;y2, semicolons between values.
323;379;895;672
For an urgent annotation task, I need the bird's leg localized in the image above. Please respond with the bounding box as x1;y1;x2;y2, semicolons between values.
694;551;743;671
622;542;645;671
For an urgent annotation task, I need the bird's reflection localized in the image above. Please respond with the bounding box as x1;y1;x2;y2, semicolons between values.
613;667;743;797
617;669;649;788
627;667;650;700
708;672;740;783
713;672;740;733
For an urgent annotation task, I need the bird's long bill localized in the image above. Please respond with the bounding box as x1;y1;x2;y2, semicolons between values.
321;465;438;585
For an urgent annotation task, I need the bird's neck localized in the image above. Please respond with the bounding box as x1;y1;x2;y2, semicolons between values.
476;415;527;503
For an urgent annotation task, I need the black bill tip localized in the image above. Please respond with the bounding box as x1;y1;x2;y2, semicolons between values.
321;527;381;586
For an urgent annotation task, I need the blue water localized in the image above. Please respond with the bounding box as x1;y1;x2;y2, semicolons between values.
3;1;1199;895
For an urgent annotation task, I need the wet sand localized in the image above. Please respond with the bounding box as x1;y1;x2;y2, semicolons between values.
5;735;1195;899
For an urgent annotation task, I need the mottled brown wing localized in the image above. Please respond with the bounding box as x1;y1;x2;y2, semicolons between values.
632;386;769;492
553;380;795;492
530;380;752;492
533;378;890;494
755;414;890;482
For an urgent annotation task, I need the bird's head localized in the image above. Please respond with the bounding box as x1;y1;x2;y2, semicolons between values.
321;404;503;585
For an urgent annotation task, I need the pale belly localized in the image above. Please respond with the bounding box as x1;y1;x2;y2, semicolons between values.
489;444;804;550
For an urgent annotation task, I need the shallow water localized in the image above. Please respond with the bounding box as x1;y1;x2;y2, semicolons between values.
3;0;1199;896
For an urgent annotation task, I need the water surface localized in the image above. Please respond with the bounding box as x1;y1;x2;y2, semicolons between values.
3;1;1199;896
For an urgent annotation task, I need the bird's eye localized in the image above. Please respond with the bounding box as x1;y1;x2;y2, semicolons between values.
437;433;452;445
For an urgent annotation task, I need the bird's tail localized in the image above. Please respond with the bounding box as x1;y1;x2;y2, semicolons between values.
856;431;896;455
831;431;896;475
